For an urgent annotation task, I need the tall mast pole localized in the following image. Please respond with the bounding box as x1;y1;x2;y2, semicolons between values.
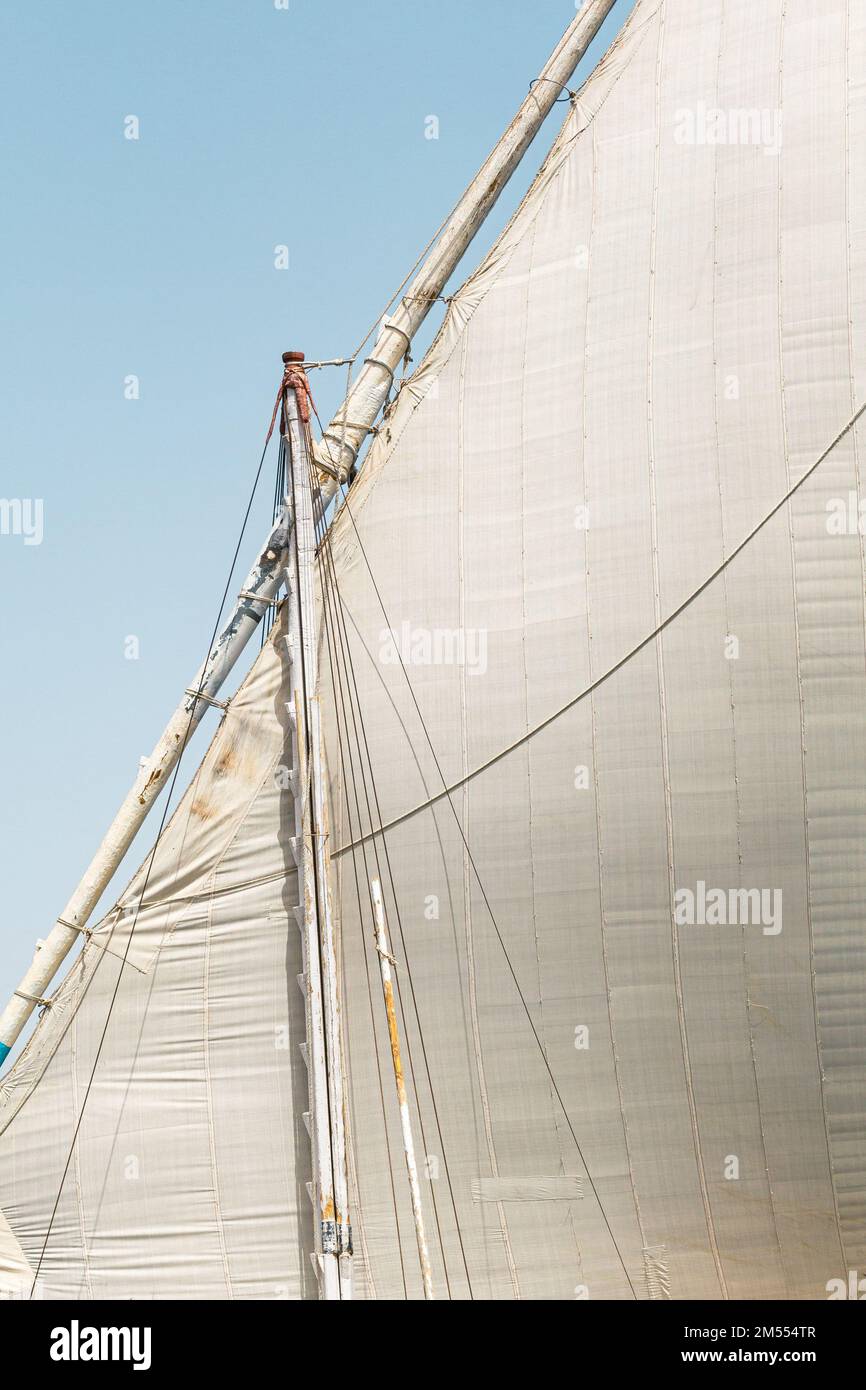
282;355;352;1299
0;0;619;1065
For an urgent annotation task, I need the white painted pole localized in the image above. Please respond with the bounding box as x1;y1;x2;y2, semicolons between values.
284;369;352;1298
370;877;434;1301
0;0;618;1064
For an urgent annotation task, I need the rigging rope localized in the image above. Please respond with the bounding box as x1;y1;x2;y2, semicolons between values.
311;470;410;1299
309;425;473;1298
309;392;866;1300
319;485;641;1301
333;395;866;856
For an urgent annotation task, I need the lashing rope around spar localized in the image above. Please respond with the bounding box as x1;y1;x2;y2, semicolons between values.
184;688;231;712
332;394;866;858
264;357;317;450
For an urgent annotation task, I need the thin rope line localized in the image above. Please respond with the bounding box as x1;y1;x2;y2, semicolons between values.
334;396;866;856
312;477;409;1299
311;447;472;1298
312;460;446;1292
310;403;475;1296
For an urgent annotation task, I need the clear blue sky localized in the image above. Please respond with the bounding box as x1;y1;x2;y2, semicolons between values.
0;0;634;1052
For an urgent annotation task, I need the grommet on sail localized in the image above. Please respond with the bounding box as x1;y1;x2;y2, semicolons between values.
2;0;865;1300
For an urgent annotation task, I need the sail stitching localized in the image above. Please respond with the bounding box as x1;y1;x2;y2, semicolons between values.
201;879;234;1298
710;0;789;1296
837;0;866;1260
520;213;575;1283
583;110;650;1271
645;0;729;1300
68;988;94;1300
774;0;849;1275
455;326;520;1298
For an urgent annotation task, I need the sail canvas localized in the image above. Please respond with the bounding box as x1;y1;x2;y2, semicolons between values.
2;0;865;1301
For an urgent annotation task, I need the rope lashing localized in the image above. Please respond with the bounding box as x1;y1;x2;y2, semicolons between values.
529;75;576;103
264;352;317;449
14;990;51;1009
56;916;85;934
184;688;231;712
238;588;274;604
281;352;314;424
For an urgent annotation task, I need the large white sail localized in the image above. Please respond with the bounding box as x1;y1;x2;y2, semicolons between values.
321;0;866;1299
2;0;865;1300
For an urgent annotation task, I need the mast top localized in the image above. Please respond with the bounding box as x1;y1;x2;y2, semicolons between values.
282;350;305;364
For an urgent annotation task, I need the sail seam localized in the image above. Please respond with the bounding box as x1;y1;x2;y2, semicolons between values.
842;0;866;1268
455;325;521;1299
69;992;94;1299
583;112;649;1281
711;0;789;1296
775;0;849;1273
520;213;583;1270
201;876;234;1298
108;750;292;977
645;0;729;1299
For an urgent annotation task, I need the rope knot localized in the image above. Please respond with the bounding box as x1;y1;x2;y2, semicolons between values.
264;350;317;447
